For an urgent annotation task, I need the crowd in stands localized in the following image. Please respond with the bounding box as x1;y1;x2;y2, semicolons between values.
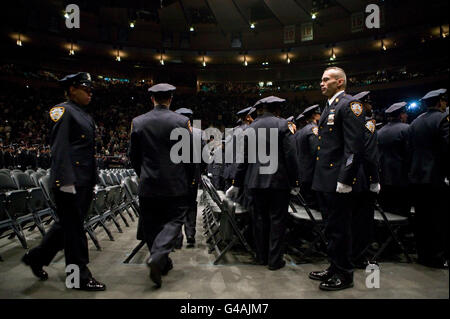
1;63;445;167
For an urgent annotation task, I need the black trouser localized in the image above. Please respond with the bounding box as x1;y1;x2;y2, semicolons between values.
316;191;354;279
176;185;199;243
351;191;375;262
411;183;448;263
28;187;93;282
378;185;411;217
250;189;289;267
300;181;318;210
139;195;189;270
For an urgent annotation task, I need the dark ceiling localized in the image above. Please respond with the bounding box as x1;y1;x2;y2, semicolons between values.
0;0;449;68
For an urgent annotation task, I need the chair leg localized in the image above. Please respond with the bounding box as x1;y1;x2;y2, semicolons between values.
108;214;123;233
123;241;146;264
99;220;115;241
86;226;102;251
116;209;130;227
13;224;28;249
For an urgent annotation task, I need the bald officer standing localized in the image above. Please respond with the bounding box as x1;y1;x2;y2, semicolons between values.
129;83;195;288
309;67;366;291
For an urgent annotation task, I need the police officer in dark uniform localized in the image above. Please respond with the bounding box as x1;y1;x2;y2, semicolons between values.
295;113;307;131
350;91;380;268
309;67;366;291
129;83;194;287
227;96;300;271
377;102;411;217
409;88;448;268
174;107;203;248
22;72;105;291
294;104;321;209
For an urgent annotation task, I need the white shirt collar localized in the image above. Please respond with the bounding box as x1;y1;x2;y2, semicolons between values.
328;90;345;106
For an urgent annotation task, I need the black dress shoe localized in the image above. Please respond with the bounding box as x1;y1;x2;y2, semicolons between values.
268;260;286;271
22;253;48;281
319;274;354;291
309;269;333;281
162;258;173;276
147;259;162;288
74;278;106;291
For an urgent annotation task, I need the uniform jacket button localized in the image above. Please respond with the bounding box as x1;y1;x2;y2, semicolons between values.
330;163;334;167
316;157;319;161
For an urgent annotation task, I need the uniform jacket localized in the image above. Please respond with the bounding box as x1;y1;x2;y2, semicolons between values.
353;117;380;192
408;109;449;185
294;121;319;184
49;100;97;188
377;121;410;187
312;92;366;193
234;112;299;190
129;105;195;197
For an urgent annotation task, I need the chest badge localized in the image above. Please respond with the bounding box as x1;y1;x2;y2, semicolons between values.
49;107;65;122
312;126;319;136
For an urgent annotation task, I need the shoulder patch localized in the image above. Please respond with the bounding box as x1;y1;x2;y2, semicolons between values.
288;122;296;134
350;101;363;117
187;120;193;133
312;126;319;136
365;119;376;134
49;106;65;122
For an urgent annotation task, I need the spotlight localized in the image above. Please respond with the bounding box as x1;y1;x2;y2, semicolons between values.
69;49;75;55
408;102;419;111
16;33;22;46
312;13;317;20
189;26;194;32
64;12;69;19
202;56;206;67
250;23;255;29
130;22;135;28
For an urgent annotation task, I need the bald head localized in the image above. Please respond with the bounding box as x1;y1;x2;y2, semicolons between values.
321;67;347;98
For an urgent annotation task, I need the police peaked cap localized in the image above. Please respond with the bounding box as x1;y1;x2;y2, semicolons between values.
148;83;176;93
420;88;447;101
301;104;321;117
385;102;407;115
59;72;92;88
175;108;193;116
253;96;286;108
353;91;371;103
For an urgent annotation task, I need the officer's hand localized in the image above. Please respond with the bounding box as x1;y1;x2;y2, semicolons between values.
370;183;381;194
336;182;352;193
290;187;300;196
207;173;213;178
445;178;449;186
60;185;76;194
226;186;240;199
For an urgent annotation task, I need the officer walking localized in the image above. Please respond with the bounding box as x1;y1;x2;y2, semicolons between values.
22;72;106;291
408;89;448;268
129;83;194;287
377;102;411;216
174;107;203;248
309;67;366;291
226;96;300;270
350;91;380;268
294;104;321;209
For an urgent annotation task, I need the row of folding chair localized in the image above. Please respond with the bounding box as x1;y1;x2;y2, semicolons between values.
200;175;254;265
0;171;57;253
84;171;139;251
287;193;412;263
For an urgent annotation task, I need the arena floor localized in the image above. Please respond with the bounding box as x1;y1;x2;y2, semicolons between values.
0;191;448;299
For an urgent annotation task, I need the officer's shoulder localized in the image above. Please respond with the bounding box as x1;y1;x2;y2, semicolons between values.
171;111;190;124
49;101;71;122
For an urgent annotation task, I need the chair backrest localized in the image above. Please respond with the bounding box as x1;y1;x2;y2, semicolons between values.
123;176;138;197
30;172;44;187
12;172;35;190
38;175;56;209
0;173;18;192
0;193;8;222
12;169;23;174
0;169;11;175
25;169;35;176
98;173;108;187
